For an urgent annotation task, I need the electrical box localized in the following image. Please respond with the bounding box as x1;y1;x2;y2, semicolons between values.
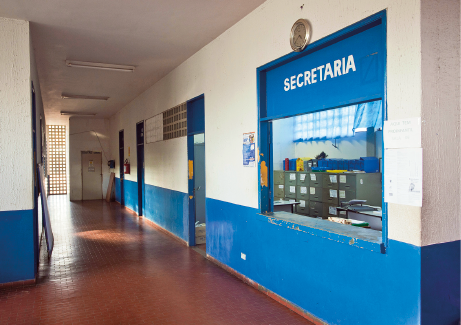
108;160;115;168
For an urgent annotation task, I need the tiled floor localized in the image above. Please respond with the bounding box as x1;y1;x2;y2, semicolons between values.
0;196;313;325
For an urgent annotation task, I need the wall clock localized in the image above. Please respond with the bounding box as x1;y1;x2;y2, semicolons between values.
290;19;311;52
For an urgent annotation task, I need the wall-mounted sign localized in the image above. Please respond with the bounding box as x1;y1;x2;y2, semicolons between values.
264;22;384;120
290;19;312;52
243;132;255;167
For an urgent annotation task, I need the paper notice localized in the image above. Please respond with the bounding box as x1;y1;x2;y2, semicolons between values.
384;148;423;207
329;190;337;198
300;174;306;181
300;200;305;208
339;190;346;199
329;175;337;183
289;199;295;203
243;132;256;167
310;187;315;195
290;173;296;180
300;187;307;194
384;117;421;149
290;186;295;193
278;185;284;189
339;175;347;183
329;206;337;215
310;174;316;181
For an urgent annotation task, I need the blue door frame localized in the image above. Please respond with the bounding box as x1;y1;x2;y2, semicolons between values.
257;11;388;250
136;121;145;216
31;82;39;275
187;94;205;246
119;130;125;206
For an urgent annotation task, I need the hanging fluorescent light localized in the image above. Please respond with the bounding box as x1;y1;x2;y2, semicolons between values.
60;111;97;116
61;93;109;100
66;60;135;72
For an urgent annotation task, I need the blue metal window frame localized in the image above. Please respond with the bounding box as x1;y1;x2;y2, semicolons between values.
257;11;388;251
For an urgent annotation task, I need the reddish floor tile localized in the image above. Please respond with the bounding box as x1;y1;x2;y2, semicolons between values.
0;196;313;324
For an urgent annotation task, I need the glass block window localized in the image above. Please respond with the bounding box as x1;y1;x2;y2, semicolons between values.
48;125;67;195
163;102;187;140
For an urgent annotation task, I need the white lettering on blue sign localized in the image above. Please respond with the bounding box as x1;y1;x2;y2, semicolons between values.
284;55;356;91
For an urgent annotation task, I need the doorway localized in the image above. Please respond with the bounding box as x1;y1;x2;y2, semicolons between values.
81;152;102;200
193;134;206;225
136;121;145;216
186;95;205;247
31;82;39;274
119;130;124;206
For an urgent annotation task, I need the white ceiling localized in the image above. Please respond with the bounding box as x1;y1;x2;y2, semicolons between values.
0;0;265;123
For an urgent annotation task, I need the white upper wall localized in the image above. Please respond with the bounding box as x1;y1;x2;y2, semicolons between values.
69;118;111;200
110;0;432;245
420;0;460;246
0;18;33;212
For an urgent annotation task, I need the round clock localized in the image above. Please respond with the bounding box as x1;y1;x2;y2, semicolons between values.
290;19;312;52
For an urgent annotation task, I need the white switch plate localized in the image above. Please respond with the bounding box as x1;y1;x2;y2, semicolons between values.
241;253;246;260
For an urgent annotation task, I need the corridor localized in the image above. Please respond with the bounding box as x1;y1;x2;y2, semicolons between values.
0;196;312;325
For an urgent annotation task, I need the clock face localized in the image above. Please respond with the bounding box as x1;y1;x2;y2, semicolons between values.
290;19;311;52
294;24;306;47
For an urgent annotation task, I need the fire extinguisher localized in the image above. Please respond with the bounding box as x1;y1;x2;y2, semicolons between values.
124;159;130;174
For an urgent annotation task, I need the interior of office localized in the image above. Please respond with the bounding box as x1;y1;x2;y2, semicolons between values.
272;100;383;230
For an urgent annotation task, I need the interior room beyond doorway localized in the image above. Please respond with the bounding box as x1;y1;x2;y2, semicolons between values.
272;101;383;231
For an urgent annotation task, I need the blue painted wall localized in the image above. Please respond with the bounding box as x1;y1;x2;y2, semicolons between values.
144;184;189;242
206;198;424;325
115;177;121;203
421;240;460;325
123;179;138;213
0;209;35;283
115;177;139;213
115;177;189;242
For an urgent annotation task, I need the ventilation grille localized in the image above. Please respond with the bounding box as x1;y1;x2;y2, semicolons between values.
163;102;187;140
48;125;67;195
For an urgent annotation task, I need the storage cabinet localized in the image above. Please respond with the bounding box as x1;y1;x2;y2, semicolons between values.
285;184;297;199
296;199;309;215
274;170;285;185
273;170;382;220
274;184;285;198
285;172;297;186
296;186;309;200
309;173;323;187
309;201;324;218
297;172;309;186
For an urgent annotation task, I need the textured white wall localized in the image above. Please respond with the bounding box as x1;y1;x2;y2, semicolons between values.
69;118;111;200
109;85;189;193
0;18;33;212
420;0;460;245
110;0;427;245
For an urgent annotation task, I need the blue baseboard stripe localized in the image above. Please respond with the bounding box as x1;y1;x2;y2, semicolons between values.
0;209;35;284
206;254;327;325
